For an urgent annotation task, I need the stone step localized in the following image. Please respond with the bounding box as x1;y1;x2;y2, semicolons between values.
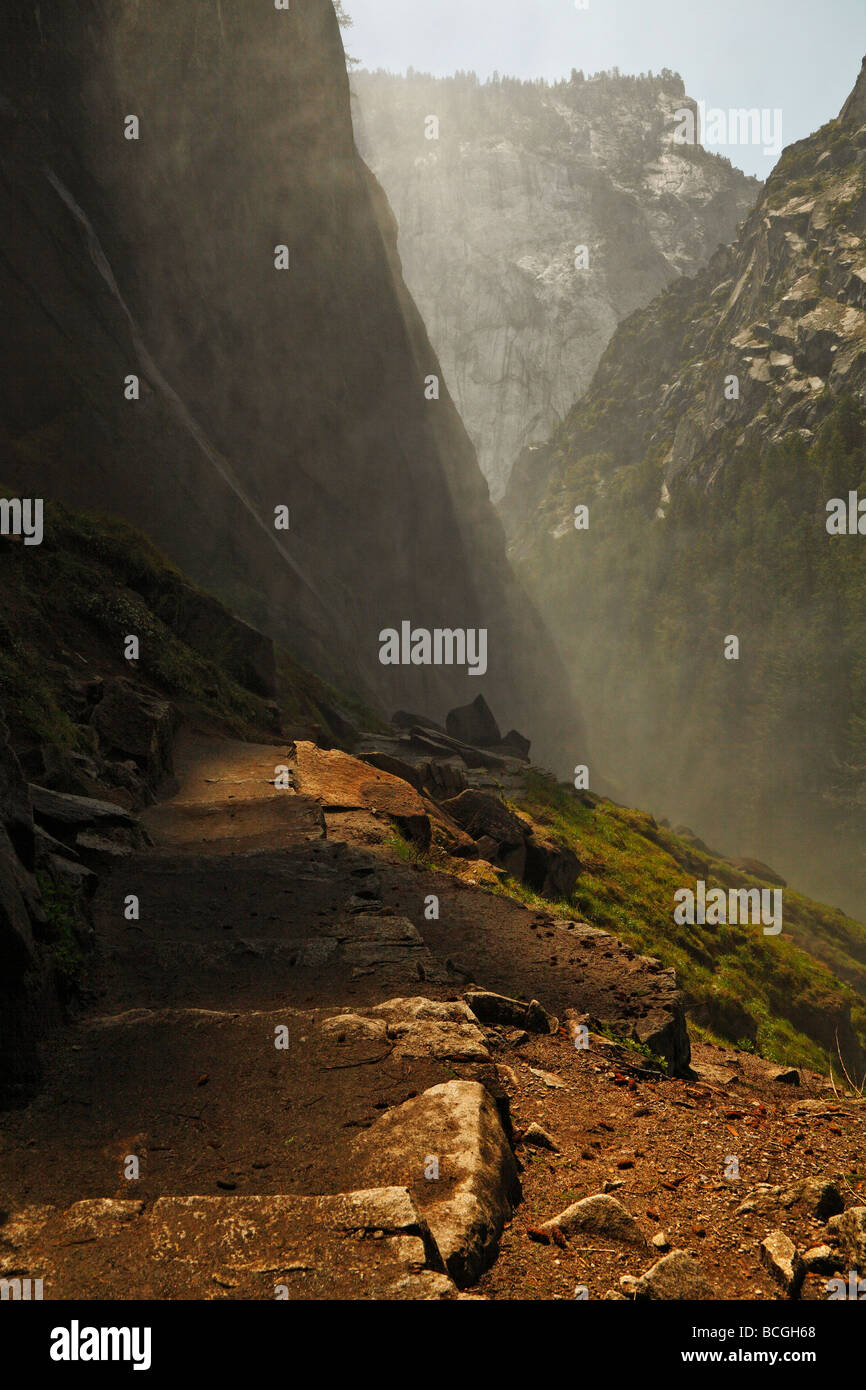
141;794;325;851
0;1002;497;1213
0;1189;464;1300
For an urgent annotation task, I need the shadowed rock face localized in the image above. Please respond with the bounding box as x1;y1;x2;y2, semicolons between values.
353;69;759;500
0;0;581;770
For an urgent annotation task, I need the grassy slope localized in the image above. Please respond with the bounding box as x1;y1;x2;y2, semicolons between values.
511;773;866;1075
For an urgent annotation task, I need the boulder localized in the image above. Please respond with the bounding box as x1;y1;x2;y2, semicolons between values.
523;829;580;899
440;790;525;850
783;1180;844;1222
352;1079;520;1286
463;989;558;1035
445;694;502;748
421;760;467;801
89;680;175;785
290;742;431;849
521;1123;559;1152
802;1244;843;1275
736;1179;844;1223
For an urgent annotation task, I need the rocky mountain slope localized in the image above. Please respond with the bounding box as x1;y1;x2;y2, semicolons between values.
509;56;866;917
0;0;578;766
353;68;759;499
0;490;365;1107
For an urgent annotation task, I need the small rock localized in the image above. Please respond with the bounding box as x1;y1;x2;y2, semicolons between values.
760;1230;805;1297
803;1244;843;1275
522;1123;559;1153
631;1250;717;1300
770;1067;800;1086
528;1067;567;1090
539;1194;646;1247
652;1231;671;1251
826;1207;866;1269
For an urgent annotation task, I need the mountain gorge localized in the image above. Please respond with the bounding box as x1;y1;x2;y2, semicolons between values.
353;67;759;498
0;0;577;764
509;57;866;917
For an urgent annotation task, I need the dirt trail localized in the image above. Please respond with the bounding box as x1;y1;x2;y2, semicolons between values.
1;732;864;1301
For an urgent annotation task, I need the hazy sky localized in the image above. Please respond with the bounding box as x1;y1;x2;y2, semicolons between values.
344;0;865;177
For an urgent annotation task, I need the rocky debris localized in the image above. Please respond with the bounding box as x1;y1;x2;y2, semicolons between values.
651;1231;671;1251
690;1061;739;1087
89;679;175;787
29;785;140;834
352;1080;520;1286
0;718;35;870
826;1207;866;1269
624;1250;718;1300
802;1244;844;1275
358;752;424;793
445;695;502;749
28;785;149;863
760;1230;806;1297
463;989;558;1035
409;727;507;772
521;1123;559;1153
436;786;579;898
735;1179;844;1222
533;1194;646;1248
369;998;490;1062
392;711;446;735
0;717;55;1105
290;742;431;850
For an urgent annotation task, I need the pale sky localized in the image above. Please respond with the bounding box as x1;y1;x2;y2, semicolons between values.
343;0;866;177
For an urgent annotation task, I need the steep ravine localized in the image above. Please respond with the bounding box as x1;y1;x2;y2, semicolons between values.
354;69;760;499
0;0;580;768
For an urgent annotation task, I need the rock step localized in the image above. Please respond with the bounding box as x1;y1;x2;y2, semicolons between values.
140;794;325;851
94;910;448;1010
0;1003;502;1216
0;1190;463;1301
